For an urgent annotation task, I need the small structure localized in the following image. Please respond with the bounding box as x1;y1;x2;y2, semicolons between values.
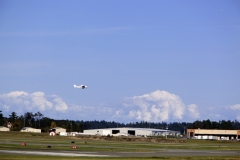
49;127;66;135
0;126;10;131
20;127;41;133
70;132;78;136
59;132;67;136
7;122;12;128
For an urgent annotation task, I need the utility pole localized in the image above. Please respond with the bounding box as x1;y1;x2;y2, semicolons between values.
166;126;168;139
23;115;25;127
183;126;186;136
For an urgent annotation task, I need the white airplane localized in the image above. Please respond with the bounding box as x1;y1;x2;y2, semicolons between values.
73;84;88;89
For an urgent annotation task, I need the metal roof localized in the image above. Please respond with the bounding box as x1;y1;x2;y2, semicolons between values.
85;127;178;132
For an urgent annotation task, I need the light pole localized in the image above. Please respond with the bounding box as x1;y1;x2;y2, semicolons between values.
166;126;168;139
183;126;186;136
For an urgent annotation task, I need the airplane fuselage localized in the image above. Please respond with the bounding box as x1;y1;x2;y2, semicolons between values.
74;84;87;89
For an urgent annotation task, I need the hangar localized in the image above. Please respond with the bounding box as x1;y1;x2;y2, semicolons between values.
0;126;9;131
84;127;180;137
20;127;41;133
49;127;66;135
187;129;240;140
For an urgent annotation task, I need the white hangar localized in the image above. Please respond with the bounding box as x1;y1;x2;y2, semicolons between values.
20;127;41;133
83;127;180;137
49;127;66;135
0;126;10;132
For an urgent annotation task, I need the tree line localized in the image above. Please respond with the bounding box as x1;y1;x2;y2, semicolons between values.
0;111;240;134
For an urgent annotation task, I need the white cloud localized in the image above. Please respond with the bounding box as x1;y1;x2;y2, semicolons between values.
236;115;240;121
187;104;200;119
1;90;238;123
227;104;240;110
226;104;240;121
3;105;10;111
123;90;186;122
198;104;240;121
5;91;29;97
30;92;53;111
51;95;68;112
0;91;68;117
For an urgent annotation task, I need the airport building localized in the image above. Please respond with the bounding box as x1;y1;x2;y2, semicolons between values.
20;127;41;133
49;127;66;134
83;127;181;137
187;129;240;140
0;126;10;131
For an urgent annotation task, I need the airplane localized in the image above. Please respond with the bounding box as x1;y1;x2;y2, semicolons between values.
73;84;87;89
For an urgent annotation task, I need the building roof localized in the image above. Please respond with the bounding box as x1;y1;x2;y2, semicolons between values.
52;127;66;129
21;127;40;130
0;126;8;128
85;127;179;132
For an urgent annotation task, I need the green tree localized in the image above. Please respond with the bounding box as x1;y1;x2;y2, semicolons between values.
212;121;219;129
34;112;43;128
50;121;57;128
24;112;33;127
202;119;212;129
189;120;203;129
41;117;53;132
219;120;234;130
66;121;72;132
0;111;4;126
8;112;18;123
12;119;23;131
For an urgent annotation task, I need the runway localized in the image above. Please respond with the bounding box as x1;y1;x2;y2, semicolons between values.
0;150;112;157
1;149;240;157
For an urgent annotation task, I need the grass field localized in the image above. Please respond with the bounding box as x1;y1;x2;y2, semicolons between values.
2;155;240;160
0;131;240;160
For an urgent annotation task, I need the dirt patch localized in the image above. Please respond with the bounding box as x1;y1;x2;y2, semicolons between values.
71;135;185;143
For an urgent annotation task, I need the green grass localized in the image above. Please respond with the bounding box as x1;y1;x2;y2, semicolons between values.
1;132;240;159
1;154;240;160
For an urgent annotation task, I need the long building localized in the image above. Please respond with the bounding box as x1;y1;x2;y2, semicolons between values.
49;127;66;134
20;127;41;133
84;127;180;137
187;129;240;140
0;126;9;131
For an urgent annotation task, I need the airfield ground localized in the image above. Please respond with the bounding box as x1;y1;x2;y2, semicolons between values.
0;132;240;160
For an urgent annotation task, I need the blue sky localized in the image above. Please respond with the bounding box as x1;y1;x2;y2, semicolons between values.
0;0;240;123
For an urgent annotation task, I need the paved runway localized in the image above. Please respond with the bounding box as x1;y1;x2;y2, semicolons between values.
1;149;240;157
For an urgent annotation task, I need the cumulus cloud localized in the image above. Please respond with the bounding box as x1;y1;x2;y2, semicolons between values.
226;104;240;121
227;104;240;110
0;91;68;117
30;92;53;111
3;90;238;123
51;95;68;112
187;104;200;119
64;90;202;122
123;90;188;122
